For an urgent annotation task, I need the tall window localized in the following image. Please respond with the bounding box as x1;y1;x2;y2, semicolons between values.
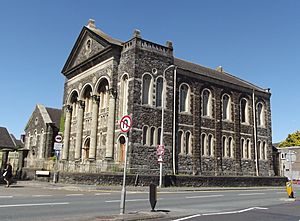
202;89;212;117
257;102;264;127
98;79;109;110
186;131;191;154
228;137;233;158
150;127;155;146
157;128;161;145
241;138;245;158
83;86;92;113
142;74;152;105
262;141;267;160
240;98;248;123
222;136;227;157
156;77;163;107
179;84;189;112
178;131;184;154
222;94;231;120
142;126;149;145
201;133;207;156
246;139;251;159
257;140;261;160
208;134;214;156
120;74;128;117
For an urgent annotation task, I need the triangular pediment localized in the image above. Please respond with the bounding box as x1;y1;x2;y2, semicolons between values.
63;27;110;73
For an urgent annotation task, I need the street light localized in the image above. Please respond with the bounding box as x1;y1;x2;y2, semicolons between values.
159;64;176;188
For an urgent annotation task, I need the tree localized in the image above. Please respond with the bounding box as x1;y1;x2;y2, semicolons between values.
279;131;300;147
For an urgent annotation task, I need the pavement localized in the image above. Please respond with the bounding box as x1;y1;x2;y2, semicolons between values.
9;180;291;221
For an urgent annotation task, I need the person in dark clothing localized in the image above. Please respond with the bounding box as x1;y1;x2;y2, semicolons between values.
3;163;12;187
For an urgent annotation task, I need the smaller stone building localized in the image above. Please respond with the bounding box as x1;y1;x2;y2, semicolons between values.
24;104;61;170
0;126;18;170
277;146;300;180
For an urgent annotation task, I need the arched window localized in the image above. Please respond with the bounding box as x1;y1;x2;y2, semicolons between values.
240;98;248;123
228;137;234;158
150;127;155;146
70;91;78;117
222;94;231;121
39;129;45;159
222;136;227;157
156;77;163;107
208;134;214;156
83;86;92;113
202;89;212;117
120;74;128;117
97;79;109;111
186;131;192;155
246;139;251;159
262;141;267;160
33;130;37;146
179;84;189;112
142;74;152;105
257;140;262;160
178;131;184;154
201;133;207;156
257;102;265;127
157;128;161;145
142;126;149;145
241;138;245;158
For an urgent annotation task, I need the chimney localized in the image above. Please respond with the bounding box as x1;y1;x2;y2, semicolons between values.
166;41;173;49
216;66;223;73
87;19;96;29
133;29;141;38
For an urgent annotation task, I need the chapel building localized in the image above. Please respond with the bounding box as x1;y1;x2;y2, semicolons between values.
60;19;273;176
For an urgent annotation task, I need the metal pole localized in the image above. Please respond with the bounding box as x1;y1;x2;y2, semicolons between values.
172;67;177;175
120;135;128;214
159;65;175;188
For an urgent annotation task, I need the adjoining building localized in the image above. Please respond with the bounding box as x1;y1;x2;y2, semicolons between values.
23;104;61;170
277;146;300;181
0;127;23;173
59;19;274;177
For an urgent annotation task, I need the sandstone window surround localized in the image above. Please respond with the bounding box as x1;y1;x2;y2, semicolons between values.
256;102;265;127
228;136;234;158
201;133;214;157
258;140;267;160
240;98;249;124
241;138;251;159
222;94;232;121
82;137;90;161
202;89;213;117
142;73;153;106
39;129;45;159
150;127;155;146
142;125;149;145
82;85;93;114
222;136;228;157
179;83;190;113
185;131;192;155
97;79;109;112
179;130;184;154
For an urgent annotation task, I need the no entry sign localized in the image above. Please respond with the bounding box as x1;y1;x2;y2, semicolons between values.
120;115;132;133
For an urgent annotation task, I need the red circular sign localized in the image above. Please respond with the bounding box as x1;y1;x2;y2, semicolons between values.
120;115;132;133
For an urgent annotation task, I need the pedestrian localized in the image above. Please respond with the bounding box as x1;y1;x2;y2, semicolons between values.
3;162;12;187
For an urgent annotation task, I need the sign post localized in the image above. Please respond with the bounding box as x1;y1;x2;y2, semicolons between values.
53;134;62;183
119;115;132;215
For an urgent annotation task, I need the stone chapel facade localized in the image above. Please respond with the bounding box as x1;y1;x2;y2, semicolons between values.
60;19;274;176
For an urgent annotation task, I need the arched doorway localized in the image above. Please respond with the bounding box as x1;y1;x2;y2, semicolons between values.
118;136;126;163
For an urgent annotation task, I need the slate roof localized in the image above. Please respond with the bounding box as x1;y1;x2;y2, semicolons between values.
10;134;24;148
0;127;16;149
86;25;123;46
174;58;267;93
46;107;62;129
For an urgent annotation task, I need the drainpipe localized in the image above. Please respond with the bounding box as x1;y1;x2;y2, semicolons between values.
172;66;177;175
252;90;259;176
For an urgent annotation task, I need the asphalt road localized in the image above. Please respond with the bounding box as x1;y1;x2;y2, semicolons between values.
0;182;298;221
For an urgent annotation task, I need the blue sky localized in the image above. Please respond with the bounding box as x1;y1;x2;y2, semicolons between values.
0;1;299;143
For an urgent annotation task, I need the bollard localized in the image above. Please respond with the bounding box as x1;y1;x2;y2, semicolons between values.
149;183;157;212
286;181;294;198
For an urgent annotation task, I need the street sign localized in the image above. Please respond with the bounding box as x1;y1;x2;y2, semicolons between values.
157;145;165;156
120;115;132;133
55;134;62;143
53;142;62;151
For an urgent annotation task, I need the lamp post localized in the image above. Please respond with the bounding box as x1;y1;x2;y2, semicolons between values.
159;64;175;188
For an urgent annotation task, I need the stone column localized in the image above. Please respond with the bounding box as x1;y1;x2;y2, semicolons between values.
62;105;72;160
89;95;100;160
105;89;116;159
75;100;85;160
